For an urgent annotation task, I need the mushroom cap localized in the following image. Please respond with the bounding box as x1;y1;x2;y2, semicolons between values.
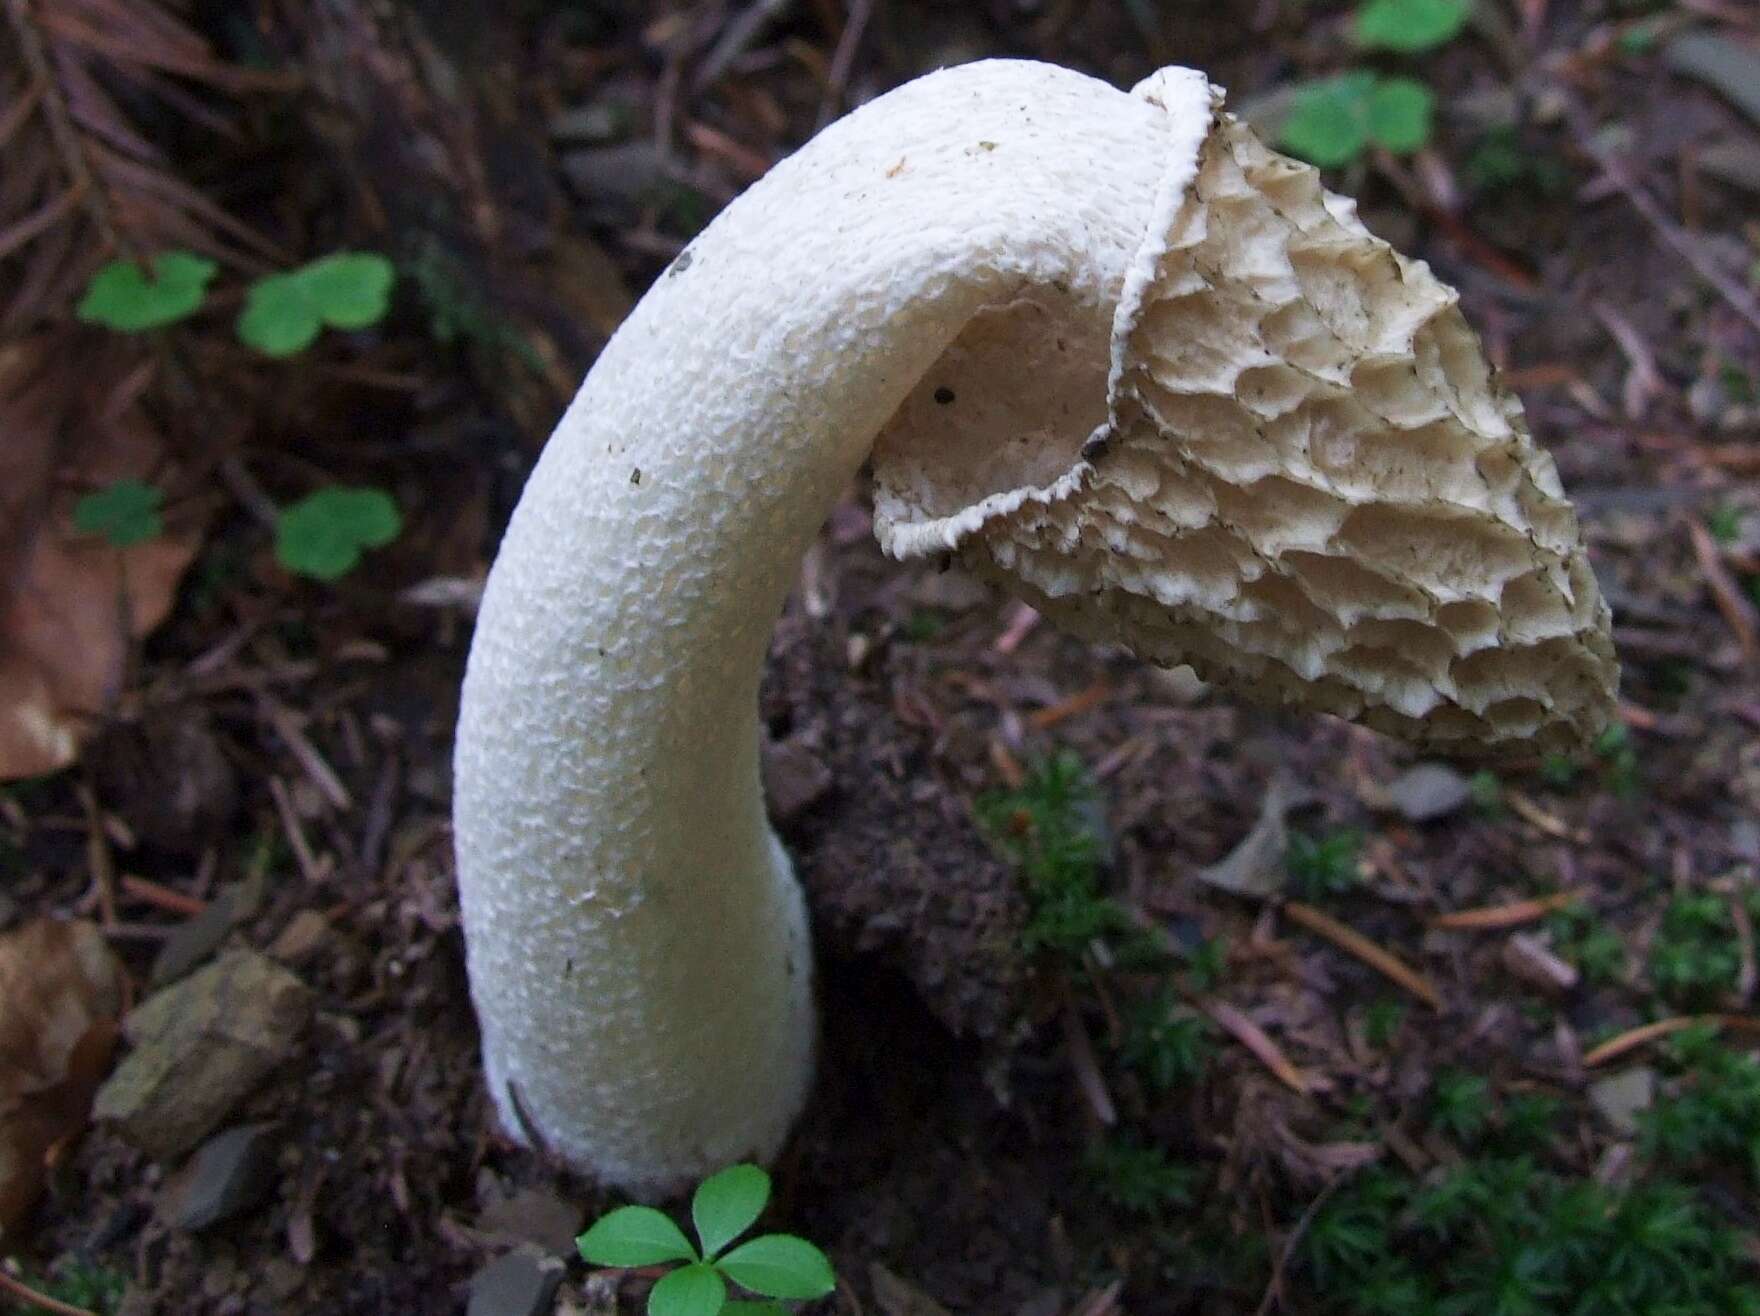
873;75;1617;752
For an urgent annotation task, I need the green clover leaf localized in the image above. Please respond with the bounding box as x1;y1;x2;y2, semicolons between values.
1279;72;1377;168
1280;72;1434;166
1355;0;1472;53
716;1234;837;1300
73;479;164;548
274;486;402;581
1366;77;1435;154
77;253;215;332
647;1263;725;1316
576;1205;698;1268
692;1164;771;1259
238;252;395;357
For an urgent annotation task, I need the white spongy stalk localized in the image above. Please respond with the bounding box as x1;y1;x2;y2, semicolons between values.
454;61;1206;1196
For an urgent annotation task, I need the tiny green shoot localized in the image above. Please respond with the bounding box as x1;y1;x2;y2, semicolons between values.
577;1164;835;1316
238;252;395;357
73;479;164;548
274;486;402;581
1354;0;1472;53
77;252;215;331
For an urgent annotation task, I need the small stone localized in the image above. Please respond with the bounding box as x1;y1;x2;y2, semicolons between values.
1588;1068;1656;1137
762;736;833;823
1385;763;1471;823
158;1123;278;1230
1502;933;1580;995
94;950;312;1160
268;911;330;965
467;1247;565;1316
478;1186;585;1257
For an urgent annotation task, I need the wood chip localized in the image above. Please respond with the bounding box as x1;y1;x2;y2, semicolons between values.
1202;998;1313;1094
1059;991;1116;1126
1503;790;1585;842
1430;888;1584;930
1688;519;1760;661
1027;680;1110;731
1285;901;1443;1011
1502;932;1579;994
1583;1014;1760;1067
119;874;207;918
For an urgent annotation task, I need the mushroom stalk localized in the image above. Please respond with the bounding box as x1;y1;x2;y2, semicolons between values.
456;60;1615;1196
456;61;1201;1194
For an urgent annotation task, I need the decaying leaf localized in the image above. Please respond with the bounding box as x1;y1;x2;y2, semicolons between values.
0;337;207;778
1196;776;1305;898
0;918;126;1239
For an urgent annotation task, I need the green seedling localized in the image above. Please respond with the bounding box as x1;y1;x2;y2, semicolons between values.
1539;752;1579;788
1280;72;1434;167
1306;1155;1760;1315
1639;1026;1760;1185
1707;504;1744;545
577;1164;835;1316
1463;126;1568;197
73;479;163;548
1354;0;1471;52
238;252;395;357
1287;828;1364;901
1498;1092;1563;1150
975;751;1133;962
1085;1136;1199;1217
274;486;401;581
1120;988;1212;1093
1545;905;1624;984
1363;999;1406;1048
1428;1068;1494;1143
901;608;945;641
1593;722;1641;799
1649;893;1740;1007
1180;934;1228;993
77;251;215;331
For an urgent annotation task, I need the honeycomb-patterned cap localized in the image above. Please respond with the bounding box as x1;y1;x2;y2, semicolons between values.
876;76;1618;753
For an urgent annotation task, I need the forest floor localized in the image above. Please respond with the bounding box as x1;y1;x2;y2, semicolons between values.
3;2;1760;1313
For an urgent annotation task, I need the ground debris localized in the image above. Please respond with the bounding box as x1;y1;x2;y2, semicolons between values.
157;1122;280;1231
94;950;311;1160
467;1247;566;1316
0;918;125;1236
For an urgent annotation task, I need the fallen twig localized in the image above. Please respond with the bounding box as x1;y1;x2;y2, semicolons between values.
1285;902;1443;1011
1060;986;1117;1126
1688;519;1760;662
0;1268;97;1316
1028;680;1110;731
1430;888;1584;931
120;873;207;917
1203;998;1313;1094
1253;1168;1359;1316
1583;1014;1760;1067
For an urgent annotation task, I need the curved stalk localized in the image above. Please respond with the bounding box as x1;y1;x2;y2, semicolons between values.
455;62;1207;1194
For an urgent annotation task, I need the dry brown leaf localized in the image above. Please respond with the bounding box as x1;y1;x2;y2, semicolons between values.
0;336;205;778
0;918;126;1239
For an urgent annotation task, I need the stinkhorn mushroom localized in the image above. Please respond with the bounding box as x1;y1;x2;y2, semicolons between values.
454;60;1617;1195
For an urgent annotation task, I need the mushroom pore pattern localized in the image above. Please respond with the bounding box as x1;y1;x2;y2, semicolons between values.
453;60;1616;1197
